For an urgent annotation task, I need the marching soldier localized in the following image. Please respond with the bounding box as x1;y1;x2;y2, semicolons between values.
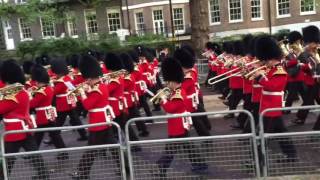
294;25;320;125
22;60;36;90
253;35;297;161
174;48;211;136
284;31;305;114
71;54;120;179
50;58;88;141
104;53;139;141
155;58;208;178
29;64;68;160
120;53;149;137
0;60;50;179
204;42;219;88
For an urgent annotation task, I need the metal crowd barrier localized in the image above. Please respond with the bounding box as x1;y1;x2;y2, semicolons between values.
1;122;126;180
196;59;209;82
259;105;320;178
125;110;260;180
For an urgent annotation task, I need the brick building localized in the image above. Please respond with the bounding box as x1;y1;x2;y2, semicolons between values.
1;0;319;50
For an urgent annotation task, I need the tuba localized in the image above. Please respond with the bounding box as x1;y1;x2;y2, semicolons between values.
150;87;171;104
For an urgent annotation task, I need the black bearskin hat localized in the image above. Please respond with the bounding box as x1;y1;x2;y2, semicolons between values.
128;50;139;63
142;50;154;63
0;59;25;84
35;54;50;66
223;41;234;54
288;31;303;44
50;58;69;75
302;25;320;44
104;53;124;71
68;54;81;68
161;57;184;83
249;36;259;57
134;45;144;57
120;53;134;73
233;41;245;56
31;64;49;84
22;60;35;75
181;44;196;58
242;34;254;55
174;48;195;69
255;35;283;61
79;55;102;79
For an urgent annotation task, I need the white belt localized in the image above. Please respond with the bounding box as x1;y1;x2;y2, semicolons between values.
262;90;284;96
253;84;262;88
56;93;68;97
3;118;29;130
108;97;118;101
123;92;130;95
88;105;116;121
35;105;53;111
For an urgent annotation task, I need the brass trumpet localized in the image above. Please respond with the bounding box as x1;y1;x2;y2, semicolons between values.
150;87;171;104
102;69;128;80
0;83;24;96
243;65;267;80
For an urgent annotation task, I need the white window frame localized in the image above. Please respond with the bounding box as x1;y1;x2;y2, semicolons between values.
134;10;145;36
18;18;32;41
66;12;78;38
300;0;316;15
276;0;291;19
152;7;165;35
15;0;27;4
251;0;263;21
107;8;122;33
84;9;98;38
228;0;243;23
40;17;56;39
172;6;185;34
208;0;221;26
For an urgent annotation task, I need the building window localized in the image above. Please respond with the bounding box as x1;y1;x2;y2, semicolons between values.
301;0;315;15
209;0;220;24
4;21;13;39
18;18;32;40
15;0;26;4
135;12;145;36
66;13;78;38
153;9;165;35
107;10;121;33
173;8;184;33
251;0;262;20
40;18;55;38
277;0;290;18
85;10;98;34
229;0;242;22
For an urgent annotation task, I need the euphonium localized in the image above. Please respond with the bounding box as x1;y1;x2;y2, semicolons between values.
149;87;171;104
279;40;290;57
0;83;24;96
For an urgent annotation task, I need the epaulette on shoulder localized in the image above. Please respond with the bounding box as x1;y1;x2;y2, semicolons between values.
184;72;193;79
54;77;64;83
170;89;183;100
35;87;46;96
273;66;287;76
124;75;132;81
90;85;102;94
4;95;18;103
109;78;120;84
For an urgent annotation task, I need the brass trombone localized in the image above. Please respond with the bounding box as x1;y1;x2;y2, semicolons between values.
207;60;260;85
243;65;267;80
150;87;171;104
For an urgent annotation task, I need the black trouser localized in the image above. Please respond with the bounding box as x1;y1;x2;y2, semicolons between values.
228;89;243;117
263;116;297;158
243;102;259;133
285;81;305;108
205;70;216;86
237;93;252;129
113;113;139;141
296;84;317;122
77;129;120;179
157;132;207;174
76;102;88;118
56;110;87;139
34;122;66;149
192;114;211;136
139;94;152;117
128;106;148;133
196;94;212;131
216;76;229;97
5;135;49;178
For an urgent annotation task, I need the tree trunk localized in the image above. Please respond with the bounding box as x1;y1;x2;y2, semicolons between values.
190;0;209;57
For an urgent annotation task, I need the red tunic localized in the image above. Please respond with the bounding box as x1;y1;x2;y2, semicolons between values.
209;54;218;72
107;76;125;117
258;65;287;117
229;64;243;89
0;80;6;88
161;88;189;137
81;83;112;132
25;80;37;90
123;74;137;108
0;89;33;142
181;71;198;113
139;61;153;87
132;65;146;96
100;63;109;74
53;75;77;112
72;68;85;86
285;58;304;82
30;86;56;126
